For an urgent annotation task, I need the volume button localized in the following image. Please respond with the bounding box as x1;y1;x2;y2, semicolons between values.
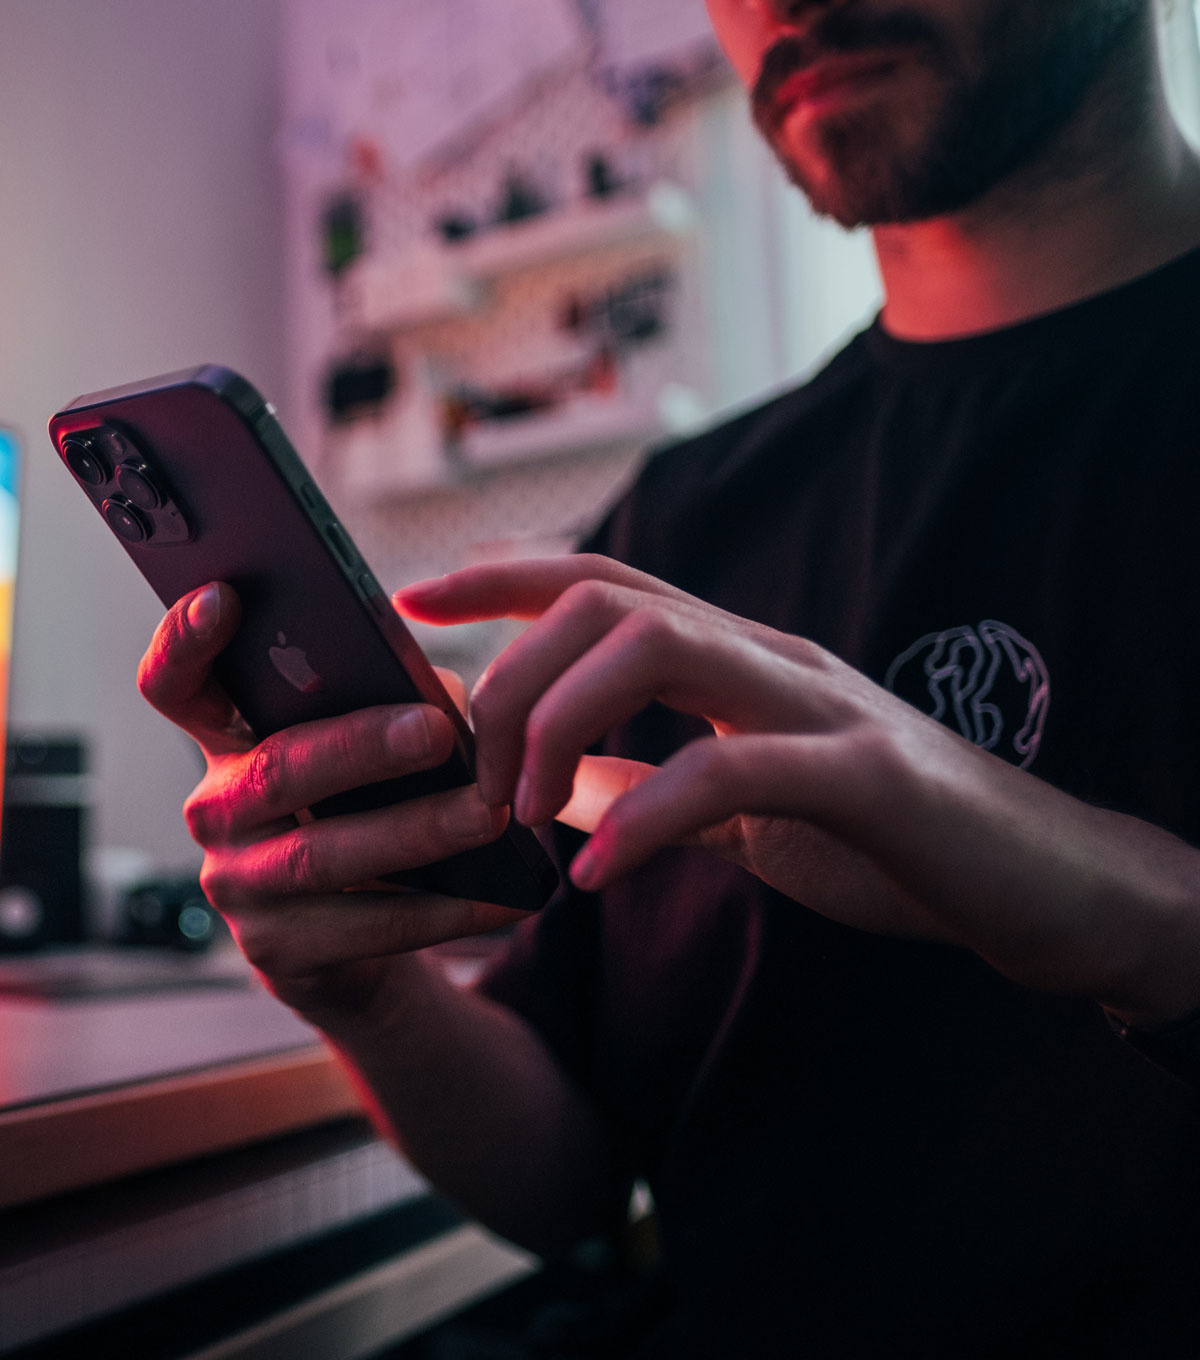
325;522;355;567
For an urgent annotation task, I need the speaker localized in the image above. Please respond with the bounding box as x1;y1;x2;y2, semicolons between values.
121;876;223;952
0;735;88;951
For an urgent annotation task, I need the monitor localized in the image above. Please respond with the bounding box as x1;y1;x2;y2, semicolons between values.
0;428;18;840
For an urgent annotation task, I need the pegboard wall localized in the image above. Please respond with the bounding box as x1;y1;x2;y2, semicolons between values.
280;0;731;679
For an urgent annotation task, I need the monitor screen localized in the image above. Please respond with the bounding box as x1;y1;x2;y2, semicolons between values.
0;429;19;839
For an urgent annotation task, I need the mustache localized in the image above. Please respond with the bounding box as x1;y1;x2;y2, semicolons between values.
752;10;942;128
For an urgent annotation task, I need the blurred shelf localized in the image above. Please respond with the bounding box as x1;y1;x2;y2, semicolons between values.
454;394;666;471
330;382;708;505
345;250;482;334
460;181;696;278
346;182;697;334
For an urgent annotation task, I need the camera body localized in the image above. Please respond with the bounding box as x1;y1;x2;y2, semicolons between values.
60;426;190;546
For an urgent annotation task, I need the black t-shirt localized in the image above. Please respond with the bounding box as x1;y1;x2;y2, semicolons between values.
481;247;1200;1358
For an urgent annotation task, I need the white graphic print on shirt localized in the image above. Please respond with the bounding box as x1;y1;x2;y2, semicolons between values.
884;621;1050;770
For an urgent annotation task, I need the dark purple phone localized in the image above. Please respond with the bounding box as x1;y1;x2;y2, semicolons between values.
49;365;557;912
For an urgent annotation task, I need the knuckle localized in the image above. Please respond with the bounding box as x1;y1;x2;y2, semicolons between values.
243;736;292;809
135;643;171;706
676;737;741;802
135;651;157;702
523;701;561;768
183;789;213;843
274;830;322;891
559;577;615;618
232;915;289;978
467;670;508;730
378;903;424;957
783;632;822;667
197;857;234;914
620;604;678;656
184;782;227;846
572;552;624;586
679;735;726;785
135;607;187;701
198;854;310;981
331;714;373;769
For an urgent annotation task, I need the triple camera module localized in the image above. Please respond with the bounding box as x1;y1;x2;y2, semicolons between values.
58;427;190;545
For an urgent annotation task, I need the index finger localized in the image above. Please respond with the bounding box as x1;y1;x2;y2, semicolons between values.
394;553;697;625
137;582;253;756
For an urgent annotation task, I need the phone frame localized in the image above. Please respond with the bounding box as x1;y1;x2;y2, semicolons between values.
49;365;557;913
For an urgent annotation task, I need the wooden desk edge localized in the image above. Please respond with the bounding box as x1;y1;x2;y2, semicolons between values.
0;1045;365;1211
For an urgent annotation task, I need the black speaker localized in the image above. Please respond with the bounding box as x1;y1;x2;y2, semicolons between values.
121;876;223;952
0;735;88;951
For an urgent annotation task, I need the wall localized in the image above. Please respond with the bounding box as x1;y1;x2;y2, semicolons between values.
1159;0;1200;143
695;81;881;414
0;0;285;871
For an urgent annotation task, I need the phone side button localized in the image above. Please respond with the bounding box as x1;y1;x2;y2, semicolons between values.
359;575;386;615
326;521;356;567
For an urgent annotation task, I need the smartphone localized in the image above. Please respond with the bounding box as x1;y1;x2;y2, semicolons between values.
49;365;558;913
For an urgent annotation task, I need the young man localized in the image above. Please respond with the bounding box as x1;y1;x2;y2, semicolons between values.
141;1;1200;1354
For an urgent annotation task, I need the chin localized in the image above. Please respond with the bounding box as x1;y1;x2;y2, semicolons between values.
771;116;942;228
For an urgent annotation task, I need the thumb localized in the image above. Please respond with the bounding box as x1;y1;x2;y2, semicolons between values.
556;755;657;834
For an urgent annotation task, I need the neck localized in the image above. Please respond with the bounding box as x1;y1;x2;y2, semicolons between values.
874;25;1200;341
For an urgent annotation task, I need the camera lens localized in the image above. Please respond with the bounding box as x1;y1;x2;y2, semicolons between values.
102;497;151;543
97;428;134;460
114;461;161;511
62;435;109;487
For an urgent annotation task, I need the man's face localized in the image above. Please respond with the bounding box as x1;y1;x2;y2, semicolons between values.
704;0;1145;227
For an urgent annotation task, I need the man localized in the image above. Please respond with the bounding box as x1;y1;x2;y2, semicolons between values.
141;1;1200;1354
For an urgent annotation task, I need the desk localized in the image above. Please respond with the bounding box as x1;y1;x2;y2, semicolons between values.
0;948;534;1357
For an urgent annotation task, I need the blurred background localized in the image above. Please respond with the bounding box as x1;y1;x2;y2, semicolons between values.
0;0;888;883
1;3;1199;1356
2;0;1196;885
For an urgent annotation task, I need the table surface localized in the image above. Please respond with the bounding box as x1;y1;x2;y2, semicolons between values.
0;945;537;1358
0;944;318;1112
0;944;365;1209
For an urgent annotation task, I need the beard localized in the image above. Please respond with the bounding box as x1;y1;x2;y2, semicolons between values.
751;2;1146;228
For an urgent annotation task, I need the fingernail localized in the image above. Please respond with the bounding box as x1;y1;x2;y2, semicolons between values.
185;585;220;638
515;772;535;826
571;844;601;892
474;758;500;809
395;577;444;607
388;709;433;761
451;789;501;843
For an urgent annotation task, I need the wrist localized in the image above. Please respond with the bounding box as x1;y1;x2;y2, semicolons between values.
275;951;433;1044
1090;838;1200;1029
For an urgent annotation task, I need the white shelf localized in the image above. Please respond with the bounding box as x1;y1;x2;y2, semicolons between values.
346;182;697;334
454;395;667;470
460;181;696;278
347;246;483;334
332;395;675;504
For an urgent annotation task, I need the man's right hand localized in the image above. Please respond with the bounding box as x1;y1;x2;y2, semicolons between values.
136;581;526;1024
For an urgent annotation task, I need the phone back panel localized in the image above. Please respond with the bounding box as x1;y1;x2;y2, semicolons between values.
49;367;557;912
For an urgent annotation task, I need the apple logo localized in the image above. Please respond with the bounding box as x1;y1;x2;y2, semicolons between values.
269;631;322;694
